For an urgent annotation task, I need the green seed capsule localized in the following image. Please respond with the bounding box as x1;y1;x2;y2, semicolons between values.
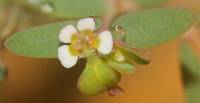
78;56;121;95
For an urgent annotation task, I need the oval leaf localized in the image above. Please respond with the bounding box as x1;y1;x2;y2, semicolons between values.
5;19;102;58
16;0;105;18
115;41;150;65
181;41;200;79
5;21;76;58
181;41;200;103
113;8;194;48
78;56;121;95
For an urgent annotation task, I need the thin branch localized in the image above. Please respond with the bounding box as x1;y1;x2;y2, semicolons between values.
0;5;21;45
183;25;200;56
98;0;139;33
0;4;21;70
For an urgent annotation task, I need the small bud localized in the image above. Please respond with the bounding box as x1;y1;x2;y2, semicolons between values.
114;49;126;62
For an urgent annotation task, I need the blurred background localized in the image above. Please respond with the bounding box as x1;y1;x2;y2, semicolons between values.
0;0;200;103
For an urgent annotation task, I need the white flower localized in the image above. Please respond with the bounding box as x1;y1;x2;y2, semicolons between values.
58;18;113;68
98;31;113;55
59;25;77;43
58;45;78;68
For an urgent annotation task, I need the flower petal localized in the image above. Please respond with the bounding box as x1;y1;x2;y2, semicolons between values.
97;31;113;55
77;18;95;31
59;25;77;43
58;45;78;68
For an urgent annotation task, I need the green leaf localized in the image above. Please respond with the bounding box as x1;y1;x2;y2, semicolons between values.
113;8;194;48
5;19;102;58
181;41;200;79
115;42;150;65
16;0;105;19
78;56;121;95
185;82;200;103
5;21;75;58
133;0;169;7
181;41;200;103
107;60;135;74
120;48;150;65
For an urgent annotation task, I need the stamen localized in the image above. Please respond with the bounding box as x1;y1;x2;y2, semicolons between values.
71;34;78;44
91;37;100;48
68;45;80;56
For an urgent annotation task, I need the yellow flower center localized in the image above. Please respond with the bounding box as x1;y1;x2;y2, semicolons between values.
68;45;80;56
69;30;100;56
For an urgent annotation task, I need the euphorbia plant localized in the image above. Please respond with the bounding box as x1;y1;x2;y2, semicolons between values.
0;0;195;96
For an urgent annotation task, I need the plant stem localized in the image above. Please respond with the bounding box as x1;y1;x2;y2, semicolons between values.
183;25;200;56
0;4;21;73
98;0;139;33
0;5;21;48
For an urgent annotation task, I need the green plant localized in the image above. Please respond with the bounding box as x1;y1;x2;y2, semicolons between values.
0;0;197;96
